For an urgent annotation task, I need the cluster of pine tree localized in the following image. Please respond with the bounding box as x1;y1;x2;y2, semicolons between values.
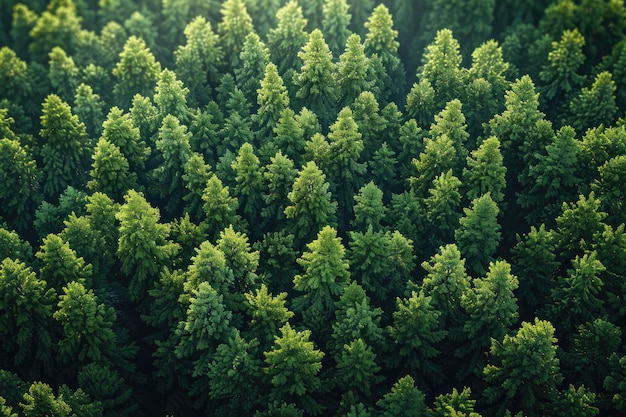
1;0;626;415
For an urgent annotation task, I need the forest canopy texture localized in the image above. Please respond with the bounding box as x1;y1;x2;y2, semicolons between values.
1;0;626;416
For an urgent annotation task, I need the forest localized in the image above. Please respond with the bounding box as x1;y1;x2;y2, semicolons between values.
1;0;626;415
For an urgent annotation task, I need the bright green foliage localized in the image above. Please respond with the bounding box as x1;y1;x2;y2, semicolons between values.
28;2;82;63
352;181;385;231
576;125;626;188
116;190;179;302
336;338;381;396
153;70;190;123
19;381;102;417
326;107;366;219
236;33;271;107
511;224;559;309
188;106;221;164
421;243;469;325
556;192;607;255
424;170;463;249
154;115;192;213
216;225;259;298
255;63;290;144
53;281;117;363
262;151;297;227
593;155;626;225
348;228;413;306
0;47;31;113
39;94;89;199
458;261;519;377
363;4;405;101
336;34;372;108
522;126;580;225
567;71;618;133
34;186;87;239
245;284;294;347
429;387;481;417
208;329;262;414
420;29;465;111
98;22;128;71
322;0;351;57
294;29;336;125
77;362;136;417
352;91;386;161
284;161;337;244
36;233;92;291
406;78;437;128
129;95;159;149
201;174;241;240
483;318;563;416
397;118;425;176
331;281;384;356
388;291;446;379
0;226;33;264
174;281;232;358
0;397;16;417
455;193;501;276
0;259;56;371
429;99;469;173
218;90;255;156
264;323;324;401
539;29;586;103
101;106;150;175
293;226;350;334
232;143;264;220
0;138;39;230
87;138;138;202
272;108;305;166
73;84;105;139
48;47;79;103
546;251;605;333
267;1;309;74
410;134;456;197
217;0;254;71
376;375;427;417
182;153;212;222
546;384;598;417
462;136;506;205
112;36;161;109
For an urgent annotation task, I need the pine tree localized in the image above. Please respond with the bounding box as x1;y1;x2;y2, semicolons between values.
322;0;352;57
267;1;309;74
284;161;337;245
48;47;79;103
264;323;324;407
430;387;481;417
201;174;242;240
410;134;456;197
236;33;271;108
73;83;105;139
244;284;294;349
153;69;190;124
39;94;89;199
336;34;372;108
592;155;626;226
567;71;618;133
351;181;385;231
182;153;212;222
101;106;150;177
376;375;427;417
351;91;386;162
116;190;179;302
293;225;350;336
36;233;92;291
0;258;56;373
0;138;39;231
217;0;254;71
77;362;137;417
294;29;336;126
87;138;138;202
262;151;297;229
455;193;501;276
483;318;563;417
254;63;290;145
424;170;463;249
462;136;506;205
335;338;381;398
112;36;161;109
429;99;469;174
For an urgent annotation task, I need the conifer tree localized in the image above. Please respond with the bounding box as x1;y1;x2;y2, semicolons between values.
236;33;271;108
272;108;306;167
424;170;463;249
462;136;506;205
455;193;501;276
255;63;290;145
376;375;427;417
336;34;372;108
351;181;385;231
48;47;79;104
39;94;89;199
351;91;386;162
218;0;254;71
87;138;138;202
567;71;618;133
267;1;309;74
322;0;352;57
201;175;242;241
262;151;297;228
182;153;212;223
153;69;190;124
410;134;456;197
116;190;179;302
293;225;350;337
73;83;105;140
284;161;337;244
101;106;150;177
37;233;92;291
112;36;161;109
294;29;336;126
77;363;137;417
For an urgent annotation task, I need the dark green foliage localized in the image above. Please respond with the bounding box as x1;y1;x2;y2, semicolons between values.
267;1;309;75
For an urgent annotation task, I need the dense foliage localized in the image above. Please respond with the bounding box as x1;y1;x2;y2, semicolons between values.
1;0;626;415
